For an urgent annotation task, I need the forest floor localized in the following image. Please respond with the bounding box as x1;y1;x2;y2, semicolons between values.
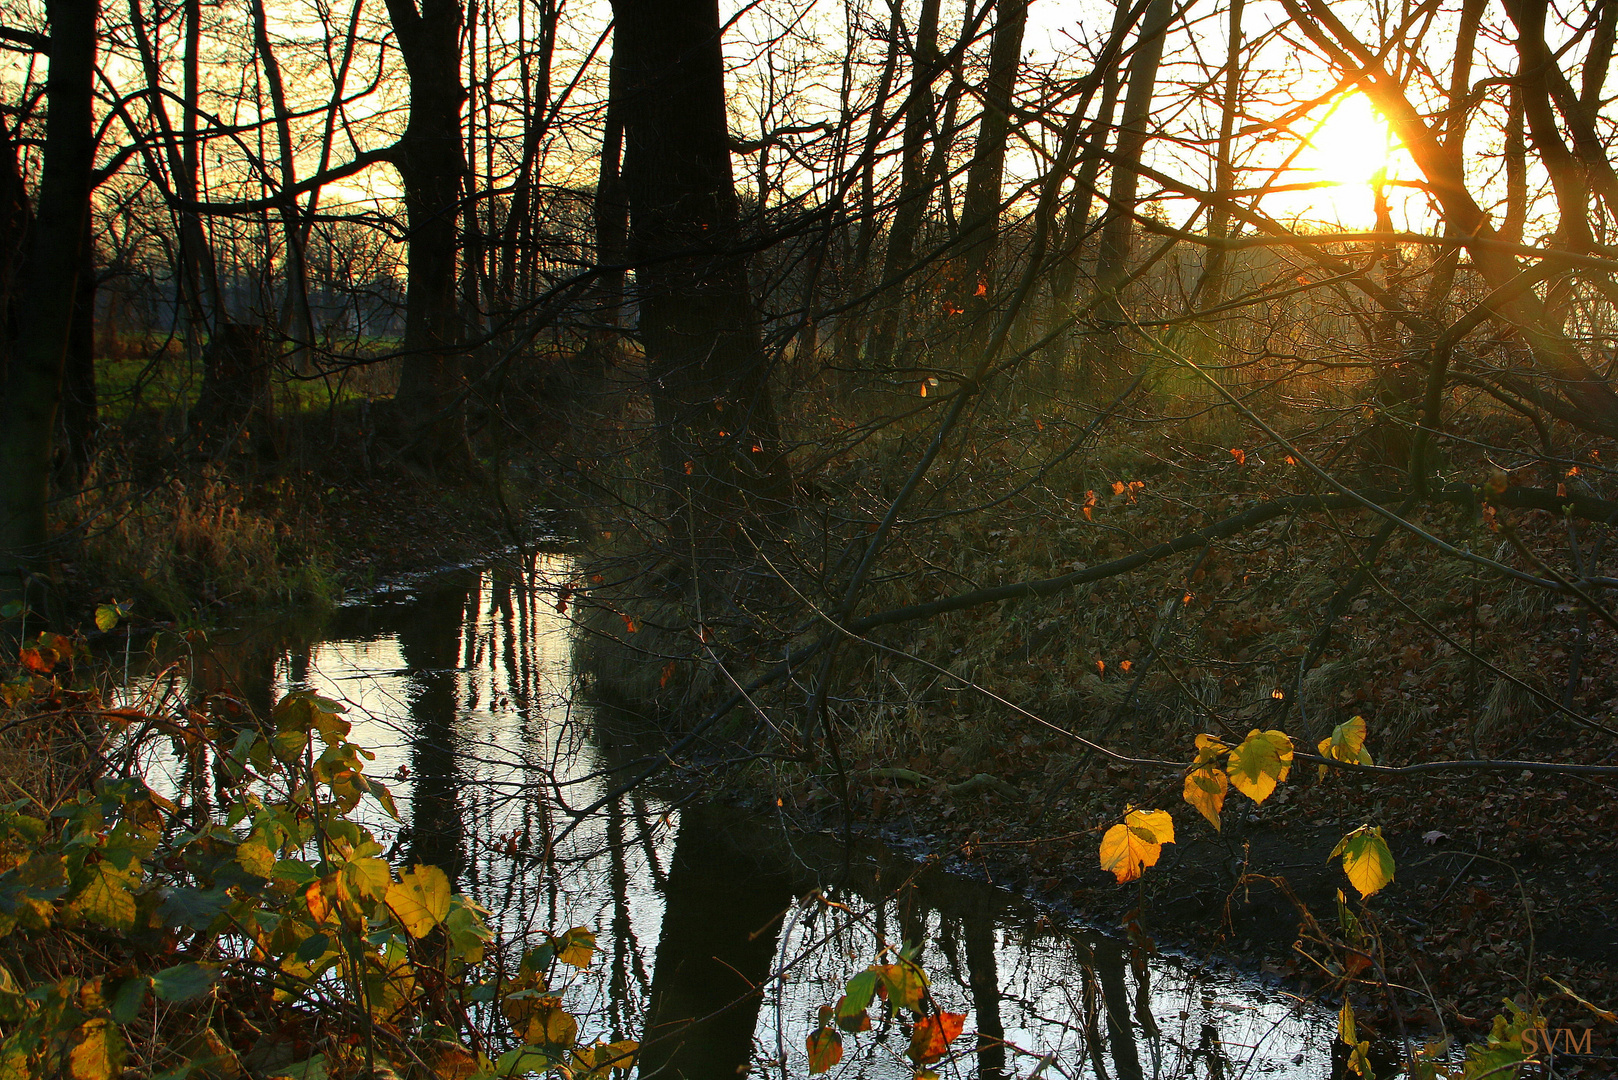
668;396;1618;1069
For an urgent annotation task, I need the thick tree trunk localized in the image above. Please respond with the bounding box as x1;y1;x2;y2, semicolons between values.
57;217;97;485
591;33;628;337
0;0;98;608
385;0;472;467
612;0;781;522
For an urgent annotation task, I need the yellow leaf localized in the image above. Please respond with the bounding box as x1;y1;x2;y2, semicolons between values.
68;1020;126;1080
1227;729;1293;804
1183;765;1228;831
1099;808;1175;883
571;1039;640;1079
554;926;596;969
1332;826;1394;898
1192;733;1227;763
1317;715;1373;779
339;856;391;905
386;865;451;939
874;961;929;1012
236;839;276;878
524;999;579;1049
68;864;136;931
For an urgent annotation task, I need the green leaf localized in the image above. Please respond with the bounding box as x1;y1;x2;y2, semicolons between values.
110;975;148;1023
158;886;232;929
1226;729;1293;804
386;865;451;939
839;970;878;1016
339;856;391;905
494;1046;561;1077
94;605;120;633
268;1055;329;1080
1332;826;1395;898
0;1040;28;1080
444;896;494;964
152;962;222;1002
296;933;333;964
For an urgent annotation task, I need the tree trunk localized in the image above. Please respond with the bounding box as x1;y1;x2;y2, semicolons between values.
955;0;1028;341
1049;0;1137;304
612;0;781;523
591;31;628;338
385;0;472;467
0;0;98;608
57;216;97;486
1193;0;1245;316
868;0;943;365
1083;0;1173;379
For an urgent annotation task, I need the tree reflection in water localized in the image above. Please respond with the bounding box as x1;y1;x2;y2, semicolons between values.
163;563;1337;1078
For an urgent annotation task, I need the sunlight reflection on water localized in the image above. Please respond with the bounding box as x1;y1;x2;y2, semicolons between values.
126;557;1338;1078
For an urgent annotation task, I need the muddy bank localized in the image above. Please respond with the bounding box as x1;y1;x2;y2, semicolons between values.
722;737;1618;1059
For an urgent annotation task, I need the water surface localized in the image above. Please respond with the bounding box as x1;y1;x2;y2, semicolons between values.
134;558;1340;1079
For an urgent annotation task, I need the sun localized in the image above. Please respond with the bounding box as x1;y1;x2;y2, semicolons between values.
1273;92;1397;226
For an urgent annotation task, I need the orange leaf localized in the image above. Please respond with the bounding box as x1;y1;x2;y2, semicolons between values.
305;879;333;923
806;1027;843;1074
1230;448;1246;465
908;1012;967;1064
659;662;676;688
19;648;53;675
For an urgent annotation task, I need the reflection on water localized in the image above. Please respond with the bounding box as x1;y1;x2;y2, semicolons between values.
141;559;1339;1078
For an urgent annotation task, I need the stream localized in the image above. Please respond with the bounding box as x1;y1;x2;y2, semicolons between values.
126;556;1340;1079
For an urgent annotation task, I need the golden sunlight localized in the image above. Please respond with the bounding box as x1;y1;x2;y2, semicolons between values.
1273;92;1398;226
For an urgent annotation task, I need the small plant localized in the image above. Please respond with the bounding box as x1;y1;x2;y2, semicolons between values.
807;944;966;1078
0;682;634;1080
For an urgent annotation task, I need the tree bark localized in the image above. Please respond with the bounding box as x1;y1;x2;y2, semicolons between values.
0;0;98;607
1083;0;1173;378
612;0;781;522
1193;0;1244;315
955;0;1027;339
385;0;472;466
868;0;943;364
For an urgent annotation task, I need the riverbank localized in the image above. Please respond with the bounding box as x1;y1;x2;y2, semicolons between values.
725;726;1618;1065
53;405;570;626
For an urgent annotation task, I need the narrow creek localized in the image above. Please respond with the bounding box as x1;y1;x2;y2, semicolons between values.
126;556;1340;1078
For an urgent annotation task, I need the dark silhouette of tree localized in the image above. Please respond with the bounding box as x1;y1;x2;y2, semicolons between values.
0;0;99;608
